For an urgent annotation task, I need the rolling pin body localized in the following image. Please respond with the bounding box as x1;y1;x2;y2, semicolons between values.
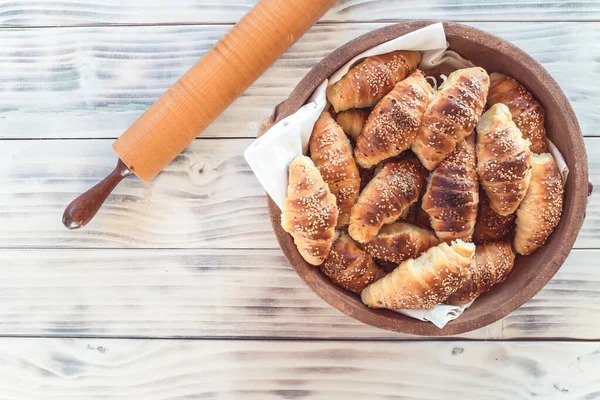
114;0;337;181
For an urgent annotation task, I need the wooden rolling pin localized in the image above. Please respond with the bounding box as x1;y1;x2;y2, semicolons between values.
63;0;337;229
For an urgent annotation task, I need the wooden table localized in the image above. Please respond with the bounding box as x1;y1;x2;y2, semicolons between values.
1;1;599;398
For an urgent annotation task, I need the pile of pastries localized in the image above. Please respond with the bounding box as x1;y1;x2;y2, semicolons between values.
281;50;564;310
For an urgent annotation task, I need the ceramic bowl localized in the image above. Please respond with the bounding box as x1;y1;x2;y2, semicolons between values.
257;21;589;336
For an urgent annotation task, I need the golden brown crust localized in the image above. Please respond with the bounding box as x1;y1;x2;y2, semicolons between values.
422;140;479;243
320;233;386;293
364;222;439;264
310;111;361;226
488;73;547;153
446;241;515;305
326;51;421;113
412;67;490;170
476;103;532;216
349;158;426;243
336;109;369;141
473;191;516;244
354;71;434;168
514;153;564;255
281;156;338;265
361;240;476;309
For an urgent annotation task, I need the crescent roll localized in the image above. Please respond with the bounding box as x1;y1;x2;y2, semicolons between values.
473;191;516;244
281;155;338;265
336;109;369;141
320;233;386;293
310;111;361;226
514;153;564;255
412;67;490;170
354;70;434;168
476;103;532;216
326;51;421;113
349;158;426;243
446;241;515;305
361;240;476;309
488;73;547;153
422;139;479;242
364;222;439;264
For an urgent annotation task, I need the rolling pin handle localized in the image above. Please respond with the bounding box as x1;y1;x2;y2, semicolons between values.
62;159;133;230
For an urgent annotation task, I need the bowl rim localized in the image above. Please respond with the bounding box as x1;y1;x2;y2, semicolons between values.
257;20;589;336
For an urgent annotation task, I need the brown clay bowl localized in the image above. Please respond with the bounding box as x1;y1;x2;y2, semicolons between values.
257;21;589;336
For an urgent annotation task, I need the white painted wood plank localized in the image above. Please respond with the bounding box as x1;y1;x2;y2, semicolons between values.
0;338;598;399
0;0;598;26
0;248;597;340
0;137;597;249
0;22;598;139
0;138;275;248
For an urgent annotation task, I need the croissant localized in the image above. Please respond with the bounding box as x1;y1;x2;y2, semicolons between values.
364;222;439;264
412;67;490;170
320;233;386;293
310;111;361;226
488;73;547;153
349;158;426;243
514;153;564;255
446;241;515;305
476;103;532;216
422;139;479;242
473;191;516;244
361;240;475;309
336;109;369;141
281;155;338;265
354;70;434;168
326;51;421;112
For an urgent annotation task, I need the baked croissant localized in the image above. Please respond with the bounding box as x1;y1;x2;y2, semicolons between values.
364;222;439;264
476;103;532;216
422;139;479;242
281;155;338;265
361;240;475;309
473;191;516;244
326;51;421;113
320;233;386;293
514;153;564;255
446;241;515;305
310;111;361;226
336;109;369;141
412;67;490;170
354;70;434;168
349;158;426;243
488;73;547;153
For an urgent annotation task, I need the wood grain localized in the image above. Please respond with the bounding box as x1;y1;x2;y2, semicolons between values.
0;0;598;26
0;248;597;339
0;139;275;249
0;138;597;249
0;338;598;399
0;22;598;140
113;0;337;181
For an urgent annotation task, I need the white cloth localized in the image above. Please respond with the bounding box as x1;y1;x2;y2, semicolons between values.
399;301;474;329
243;22;569;329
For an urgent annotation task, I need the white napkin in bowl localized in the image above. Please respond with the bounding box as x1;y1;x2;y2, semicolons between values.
398;301;474;329
244;22;569;329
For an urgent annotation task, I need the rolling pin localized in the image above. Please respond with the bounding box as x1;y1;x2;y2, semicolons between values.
62;0;338;229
